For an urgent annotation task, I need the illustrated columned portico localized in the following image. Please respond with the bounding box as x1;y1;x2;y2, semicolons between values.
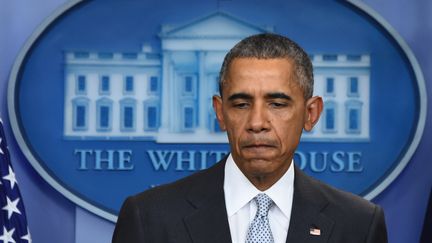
63;12;370;143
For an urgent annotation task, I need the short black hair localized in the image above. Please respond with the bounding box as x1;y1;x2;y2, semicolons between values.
218;33;313;99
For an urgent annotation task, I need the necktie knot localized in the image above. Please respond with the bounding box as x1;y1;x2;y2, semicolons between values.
255;193;274;218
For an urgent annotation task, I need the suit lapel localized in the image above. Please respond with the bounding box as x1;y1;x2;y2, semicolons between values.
183;160;232;243
286;166;334;243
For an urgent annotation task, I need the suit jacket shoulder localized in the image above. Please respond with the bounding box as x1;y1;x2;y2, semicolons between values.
287;167;388;243
112;160;231;243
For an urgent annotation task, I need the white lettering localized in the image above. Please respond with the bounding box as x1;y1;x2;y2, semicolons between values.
147;150;175;171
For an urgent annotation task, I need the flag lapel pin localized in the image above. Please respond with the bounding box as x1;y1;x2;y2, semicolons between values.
309;227;321;236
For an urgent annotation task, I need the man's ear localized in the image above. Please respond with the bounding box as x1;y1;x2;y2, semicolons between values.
304;96;323;131
212;95;227;131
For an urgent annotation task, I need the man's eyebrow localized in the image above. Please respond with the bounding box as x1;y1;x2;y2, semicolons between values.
227;93;253;101
265;92;292;100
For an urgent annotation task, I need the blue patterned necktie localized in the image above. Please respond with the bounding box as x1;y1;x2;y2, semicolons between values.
245;193;275;243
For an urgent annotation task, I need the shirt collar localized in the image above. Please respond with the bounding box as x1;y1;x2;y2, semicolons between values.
223;154;295;219
264;160;294;219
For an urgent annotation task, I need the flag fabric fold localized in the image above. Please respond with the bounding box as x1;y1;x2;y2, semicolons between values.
0;119;31;243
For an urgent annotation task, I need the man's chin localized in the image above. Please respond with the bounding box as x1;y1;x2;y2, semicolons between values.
245;158;276;173
244;165;278;182
240;146;278;159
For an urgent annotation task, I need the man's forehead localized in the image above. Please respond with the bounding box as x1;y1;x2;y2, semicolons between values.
221;81;303;103
224;71;299;91
225;58;296;82
220;57;302;97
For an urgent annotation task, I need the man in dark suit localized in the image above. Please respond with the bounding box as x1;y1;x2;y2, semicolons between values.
112;33;388;243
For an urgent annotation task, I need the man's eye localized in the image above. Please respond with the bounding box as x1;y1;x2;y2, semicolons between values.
233;102;249;109
270;102;287;108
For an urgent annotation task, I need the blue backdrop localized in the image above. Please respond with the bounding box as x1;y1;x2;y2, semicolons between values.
0;0;431;242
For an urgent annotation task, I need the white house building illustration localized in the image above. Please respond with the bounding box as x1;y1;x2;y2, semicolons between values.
63;12;370;143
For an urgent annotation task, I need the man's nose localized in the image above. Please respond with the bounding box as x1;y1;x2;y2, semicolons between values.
246;104;270;133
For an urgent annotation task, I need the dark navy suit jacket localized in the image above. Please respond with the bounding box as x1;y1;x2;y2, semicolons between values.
112;158;387;243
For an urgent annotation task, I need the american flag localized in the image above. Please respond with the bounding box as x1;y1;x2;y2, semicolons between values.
0;119;31;243
309;227;321;236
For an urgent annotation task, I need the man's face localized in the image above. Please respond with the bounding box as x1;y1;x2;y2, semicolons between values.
213;58;322;188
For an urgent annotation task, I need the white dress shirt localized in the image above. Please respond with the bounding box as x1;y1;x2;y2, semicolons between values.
223;154;295;243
